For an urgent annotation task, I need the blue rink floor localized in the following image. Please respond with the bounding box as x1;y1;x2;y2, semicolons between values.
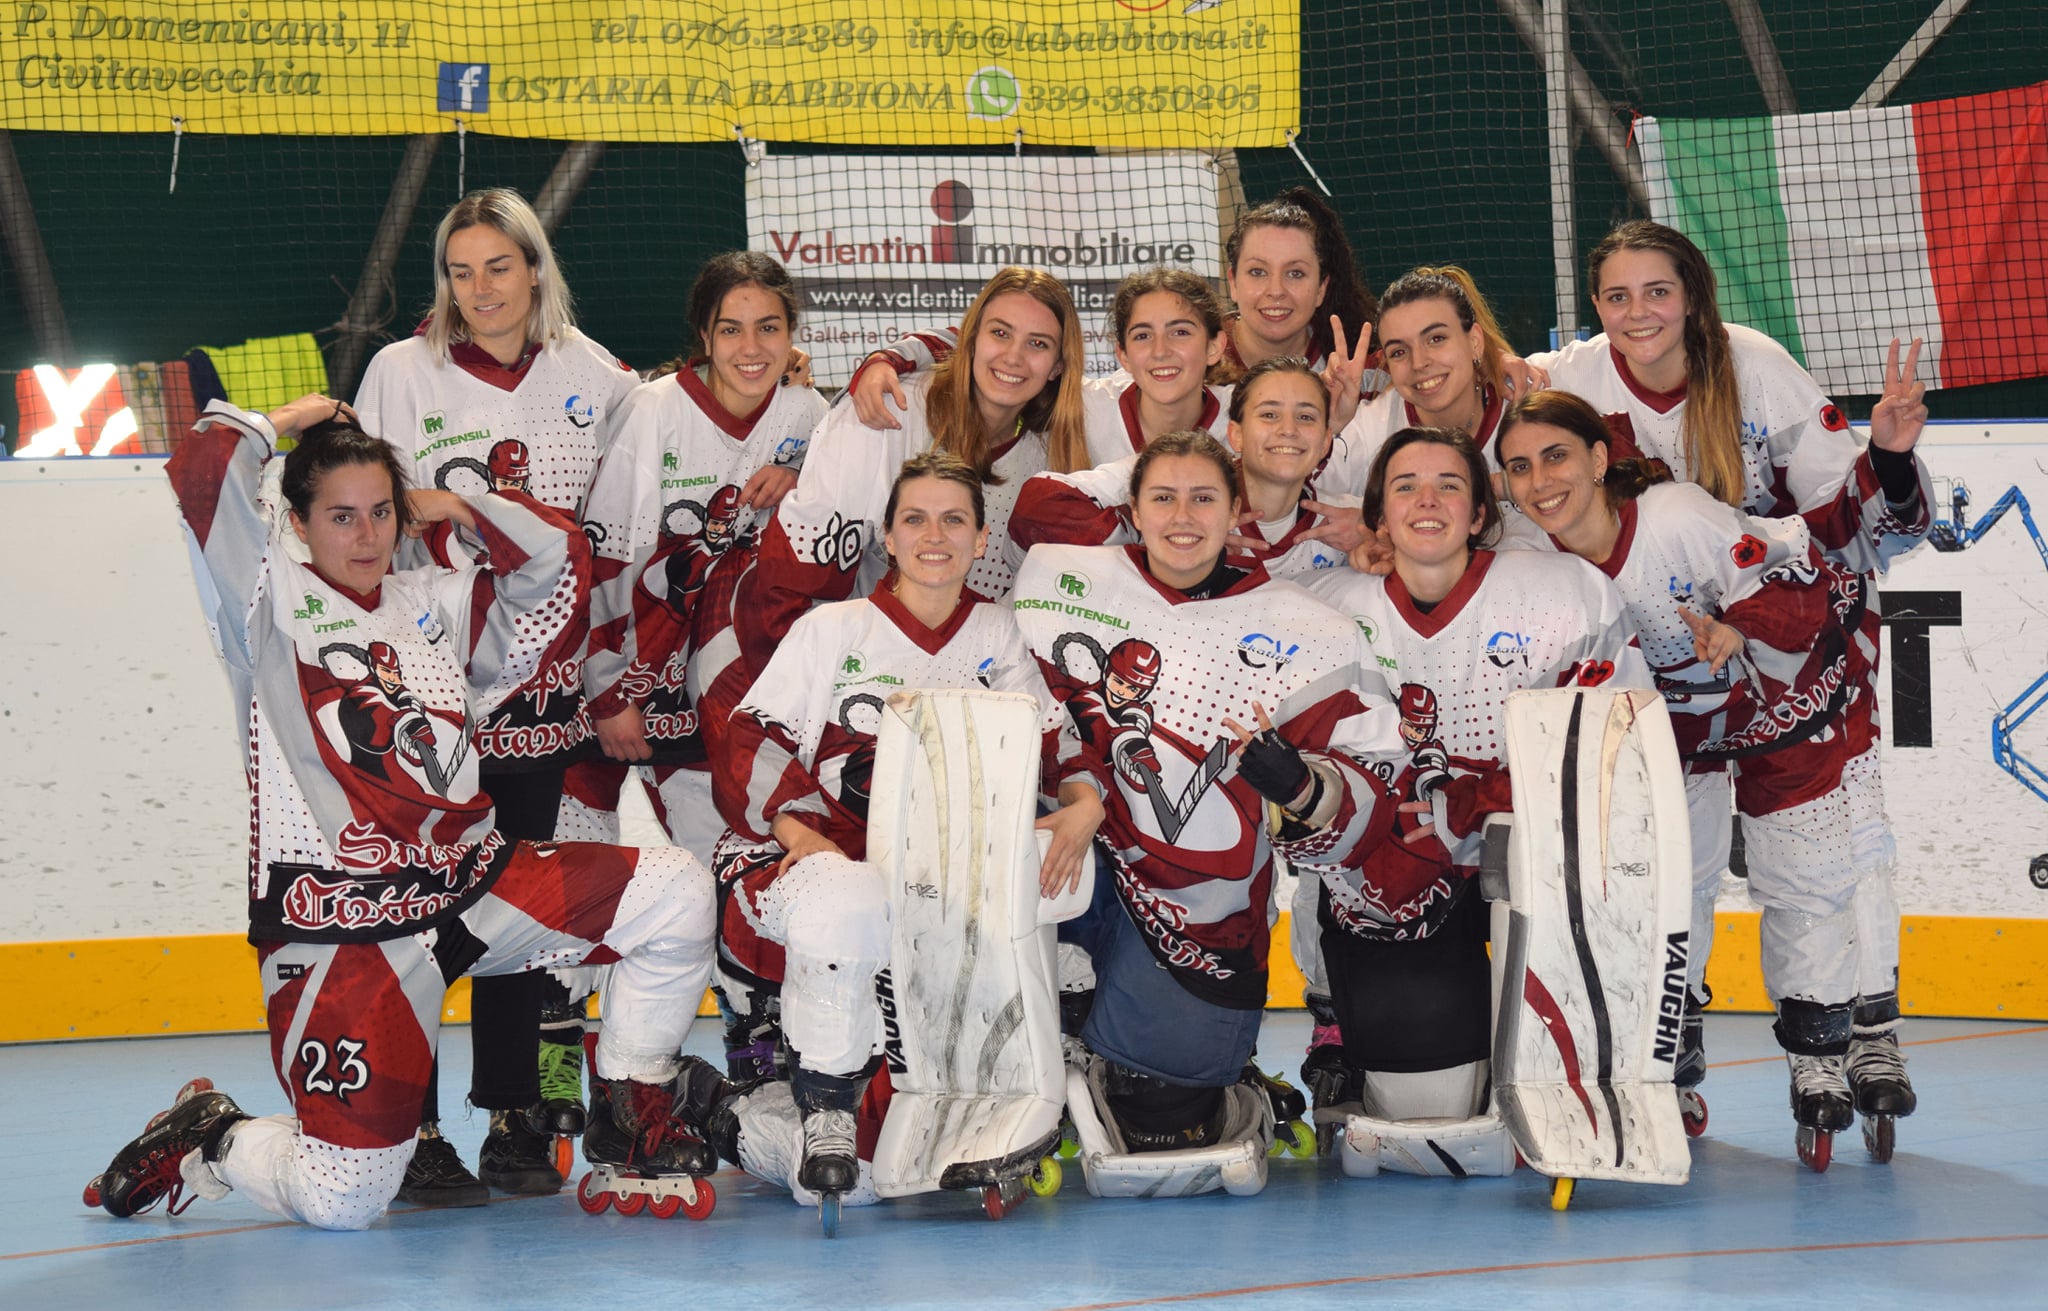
4;1012;2046;1310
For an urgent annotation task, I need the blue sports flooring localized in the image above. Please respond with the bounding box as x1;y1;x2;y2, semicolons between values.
4;1012;2046;1309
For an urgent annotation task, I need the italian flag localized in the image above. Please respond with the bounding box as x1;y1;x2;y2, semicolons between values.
1637;79;2046;394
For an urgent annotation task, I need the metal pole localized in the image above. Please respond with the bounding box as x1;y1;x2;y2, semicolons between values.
1857;0;1975;108
1725;0;1799;115
329;134;441;399
1496;0;1648;211
1544;0;1578;341
0;129;73;367
533;142;608;238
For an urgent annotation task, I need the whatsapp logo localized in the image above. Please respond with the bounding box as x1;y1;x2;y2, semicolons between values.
966;65;1020;120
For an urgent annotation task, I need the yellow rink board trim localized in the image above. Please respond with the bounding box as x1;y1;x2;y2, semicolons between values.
5;912;2045;1044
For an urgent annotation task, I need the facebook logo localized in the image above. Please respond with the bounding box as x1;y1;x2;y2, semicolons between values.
438;63;490;113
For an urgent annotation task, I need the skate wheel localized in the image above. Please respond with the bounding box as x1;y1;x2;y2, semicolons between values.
1550;1177;1574;1211
819;1191;840;1239
1796;1125;1833;1173
1026;1157;1063;1197
83;1175;104;1209
552;1135;575;1180
575;1173;612;1215
1863;1115;1895;1164
648;1193;683;1220
1057;1126;1080;1161
1268;1119;1316;1160
982;1184;1009;1221
613;1190;647;1217
1679;1089;1709;1138
681;1178;715;1220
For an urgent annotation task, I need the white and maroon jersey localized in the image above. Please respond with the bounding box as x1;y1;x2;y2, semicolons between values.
1534;323;1932;576
355;326;638;768
1549;482;1852;763
1304;550;1650;938
733;372;1049;678
356;327;637;514
1009;453;1352;579
1012;543;1400;1009
579;364;825;764
166;402;589;945
1080;375;1232;466
715;590;1070;858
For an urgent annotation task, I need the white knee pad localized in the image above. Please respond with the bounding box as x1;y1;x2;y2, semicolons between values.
776;851;891;1078
1062;1057;1271;1199
217;1117;410;1231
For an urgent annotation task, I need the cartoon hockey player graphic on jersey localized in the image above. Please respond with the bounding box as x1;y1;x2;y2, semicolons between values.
331;641;468;798
1396;683;1453;802
486;439;531;493
1065;638;1165;793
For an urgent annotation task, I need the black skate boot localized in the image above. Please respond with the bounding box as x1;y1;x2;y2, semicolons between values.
1240;1060;1313;1158
397;1126;489;1208
673;1054;764;1168
535;1000;589;1137
791;1064;864;1237
478;1107;565;1195
1300;993;1364;1156
1846;994;1915;1164
86;1079;249;1218
1104;1062;1225;1153
1676;985;1710;1137
1786;1053;1855;1173
576;1075;719;1221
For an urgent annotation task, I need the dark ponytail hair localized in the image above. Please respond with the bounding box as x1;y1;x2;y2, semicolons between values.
1499;389;1672;504
282;419;413;537
1225;187;1376;363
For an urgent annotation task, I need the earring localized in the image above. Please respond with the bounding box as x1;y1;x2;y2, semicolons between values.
1593;473;1605;485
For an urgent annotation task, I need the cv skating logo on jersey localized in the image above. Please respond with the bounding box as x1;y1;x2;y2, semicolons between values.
1485;630;1531;670
976;656;996;688
1236;632;1299;670
564;394;598;428
1667;576;1695;604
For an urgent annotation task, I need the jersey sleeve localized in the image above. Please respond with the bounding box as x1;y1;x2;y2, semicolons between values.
578;384;671;717
844;324;960;395
1268;653;1401;872
1681;493;1830;658
715;608;836;840
164;400;282;669
429;489;592;720
1008;456;1140;553
731;404;901;676
1744;331;1931;573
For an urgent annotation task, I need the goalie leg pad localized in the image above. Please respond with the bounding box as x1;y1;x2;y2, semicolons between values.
1064;1055;1272;1198
1340;1110;1517;1179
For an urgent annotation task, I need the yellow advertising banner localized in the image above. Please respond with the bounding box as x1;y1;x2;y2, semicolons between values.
2;1;1298;145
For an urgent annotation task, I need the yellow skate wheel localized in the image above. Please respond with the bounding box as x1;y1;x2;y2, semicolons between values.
1027;1157;1063;1197
1268;1120;1316;1160
1550;1177;1574;1211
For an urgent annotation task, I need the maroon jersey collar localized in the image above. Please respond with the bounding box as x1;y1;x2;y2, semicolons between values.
870;582;985;654
1386;549;1496;637
1121;542;1272;604
1608;341;1688;414
679;360;777;440
1117;383;1223;453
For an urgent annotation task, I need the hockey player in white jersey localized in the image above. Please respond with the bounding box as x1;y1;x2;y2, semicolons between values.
1009;357;1354;580
87;397;720;1231
350;187;643;1201
1535;221;1932;1147
730;269;1090;691
1301;425;1653;1179
701;453;1102;1217
1500;390;1875;1169
1012;432;1402;1196
571;252;825;860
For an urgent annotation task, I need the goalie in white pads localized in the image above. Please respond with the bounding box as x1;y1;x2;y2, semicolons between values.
1301;425;1653;1179
1012;432;1400;1198
698;454;1102;1215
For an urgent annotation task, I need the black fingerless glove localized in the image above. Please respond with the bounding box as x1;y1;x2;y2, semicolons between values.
1238;730;1312;807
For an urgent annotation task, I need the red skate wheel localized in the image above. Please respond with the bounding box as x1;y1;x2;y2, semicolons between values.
681;1179;715;1220
613;1191;647;1216
575;1173;613;1215
83;1175;104;1208
1796;1126;1833;1173
553;1136;575;1180
648;1193;683;1220
1679;1090;1708;1138
982;1185;1008;1221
